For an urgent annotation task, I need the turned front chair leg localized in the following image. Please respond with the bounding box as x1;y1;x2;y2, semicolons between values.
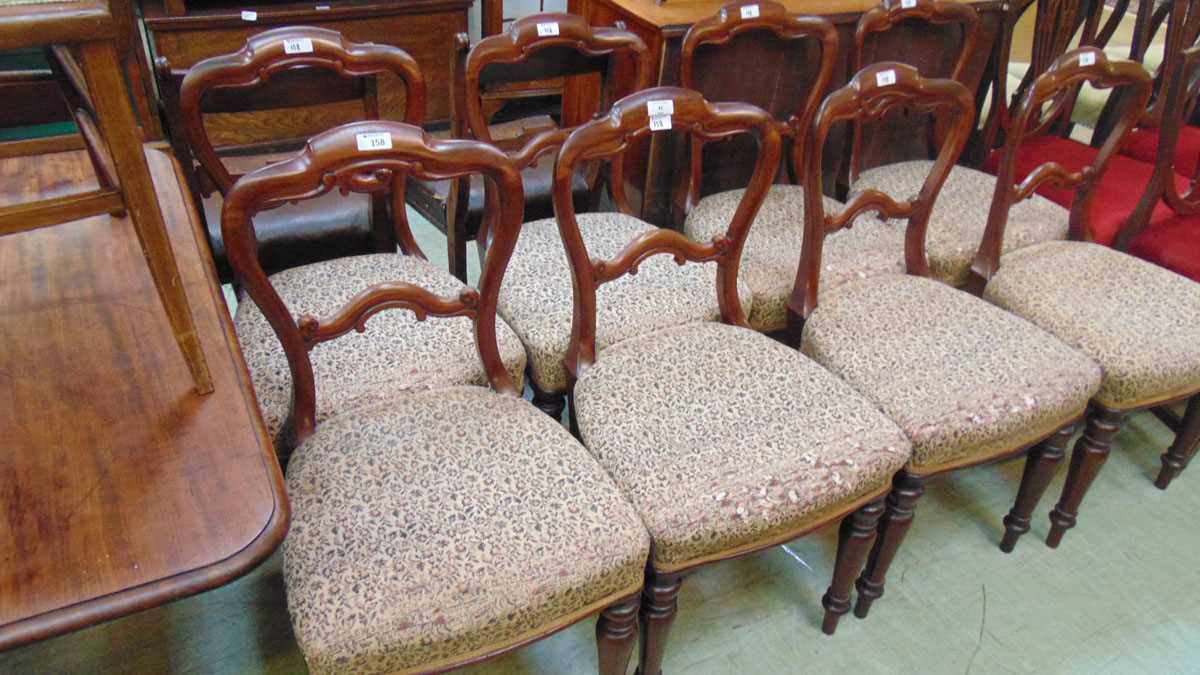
636;569;681;675
822;499;884;634
597;594;640;675
1000;423;1073;553
1156;395;1200;490
1047;404;1123;548
854;472;924;619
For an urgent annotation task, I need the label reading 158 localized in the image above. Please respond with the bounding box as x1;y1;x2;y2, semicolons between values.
356;132;393;151
284;38;314;54
876;69;897;87
649;115;672;131
537;22;560;37
740;4;760;18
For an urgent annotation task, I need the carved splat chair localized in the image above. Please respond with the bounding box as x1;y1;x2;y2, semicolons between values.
970;50;1200;549
553;87;917;670
790;63;1103;619
406;14;652;282
157;27;423;283
679;1;876;334
222;120;650;675
848;0;1071;287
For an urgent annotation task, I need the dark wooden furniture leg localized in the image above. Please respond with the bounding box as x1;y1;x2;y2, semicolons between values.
81;40;213;394
1047;404;1124;548
636;569;682;675
597;594;640;675
1156;395;1200;490
822;499;884;635
853;471;924;619
1000;423;1074;552
447;201;468;282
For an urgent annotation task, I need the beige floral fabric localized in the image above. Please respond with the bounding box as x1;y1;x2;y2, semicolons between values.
283;386;650;675
573;321;911;571
854;161;1069;287
497;212;752;394
802;275;1100;473
236;254;527;440
985;241;1200;410
684;184;907;333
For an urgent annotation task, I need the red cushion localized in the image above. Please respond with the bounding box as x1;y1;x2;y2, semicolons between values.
1128;213;1200;282
1120;125;1200;179
983;136;1188;246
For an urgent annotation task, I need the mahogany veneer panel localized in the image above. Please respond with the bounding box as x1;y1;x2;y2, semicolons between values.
0;147;288;651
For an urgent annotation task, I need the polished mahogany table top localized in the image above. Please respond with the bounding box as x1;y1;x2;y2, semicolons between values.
0;147;288;651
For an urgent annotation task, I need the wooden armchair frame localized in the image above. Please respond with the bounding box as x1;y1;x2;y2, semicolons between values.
679;0;838;209
0;0;212;393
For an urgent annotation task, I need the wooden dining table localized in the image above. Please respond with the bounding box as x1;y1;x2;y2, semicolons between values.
0;146;288;651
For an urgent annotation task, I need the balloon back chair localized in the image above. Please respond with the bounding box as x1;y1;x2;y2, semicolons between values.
790;62;1104;623
970;49;1200;549
221;120;651;674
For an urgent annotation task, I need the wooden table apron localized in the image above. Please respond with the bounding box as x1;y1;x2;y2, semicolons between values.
0;147;288;651
566;0;1003;227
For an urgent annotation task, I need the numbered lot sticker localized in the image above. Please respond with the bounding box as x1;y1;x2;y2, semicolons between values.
740;4;760;18
647;99;674;116
284;38;314;54
537;22;560;37
356;132;393;151
240;9;257;21
876;69;897;86
315;4;330;8
901;0;916;8
649;115;672;131
1080;51;1096;66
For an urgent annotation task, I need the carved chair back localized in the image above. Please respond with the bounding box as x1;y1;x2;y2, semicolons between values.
678;0;838;208
165;26;427;198
847;0;978;181
552;86;781;382
969;48;1152;285
221;121;524;447
790;62;975;321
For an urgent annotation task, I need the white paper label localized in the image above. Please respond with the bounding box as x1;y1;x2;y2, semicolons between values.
900;0;917;8
284;38;314;54
315;3;330;8
649;115;672;131
356;132;393;151
876;69;897;86
536;22;560;36
647;99;674;116
1079;51;1096;66
240;9;257;21
740;4;760;18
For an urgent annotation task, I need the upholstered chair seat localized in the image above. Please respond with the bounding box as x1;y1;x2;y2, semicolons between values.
573;320;911;571
802;274;1101;474
236;253;527;439
984;241;1200;410
497;212;752;395
853;160;1068;287
283;385;650;675
684;184;906;332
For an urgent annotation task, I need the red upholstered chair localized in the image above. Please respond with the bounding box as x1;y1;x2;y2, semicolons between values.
222;120;650;675
971;50;1200;553
791;63;1101;624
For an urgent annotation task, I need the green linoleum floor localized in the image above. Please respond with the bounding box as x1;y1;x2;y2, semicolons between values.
4;209;1197;675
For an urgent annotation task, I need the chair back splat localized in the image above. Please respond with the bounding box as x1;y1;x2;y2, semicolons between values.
969;48;1152;290
222;121;524;448
679;0;838;203
553;86;782;381
790;62;975;324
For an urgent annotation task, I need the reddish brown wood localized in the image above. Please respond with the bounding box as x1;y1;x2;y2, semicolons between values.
596;594;640;675
1156;395;1200;489
1000;422;1074;552
636;569;682;675
0;147;287;651
822;499;884;634
553;86;782;380
1047;404;1124;548
221;120;524;448
854;472;924;618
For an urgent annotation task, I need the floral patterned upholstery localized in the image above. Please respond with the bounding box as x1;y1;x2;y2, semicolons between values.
684;184;906;332
802;275;1101;474
236;253;527;440
984;241;1200;410
853;160;1068;287
573;321;911;571
497;212;752;394
283;386;650;675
